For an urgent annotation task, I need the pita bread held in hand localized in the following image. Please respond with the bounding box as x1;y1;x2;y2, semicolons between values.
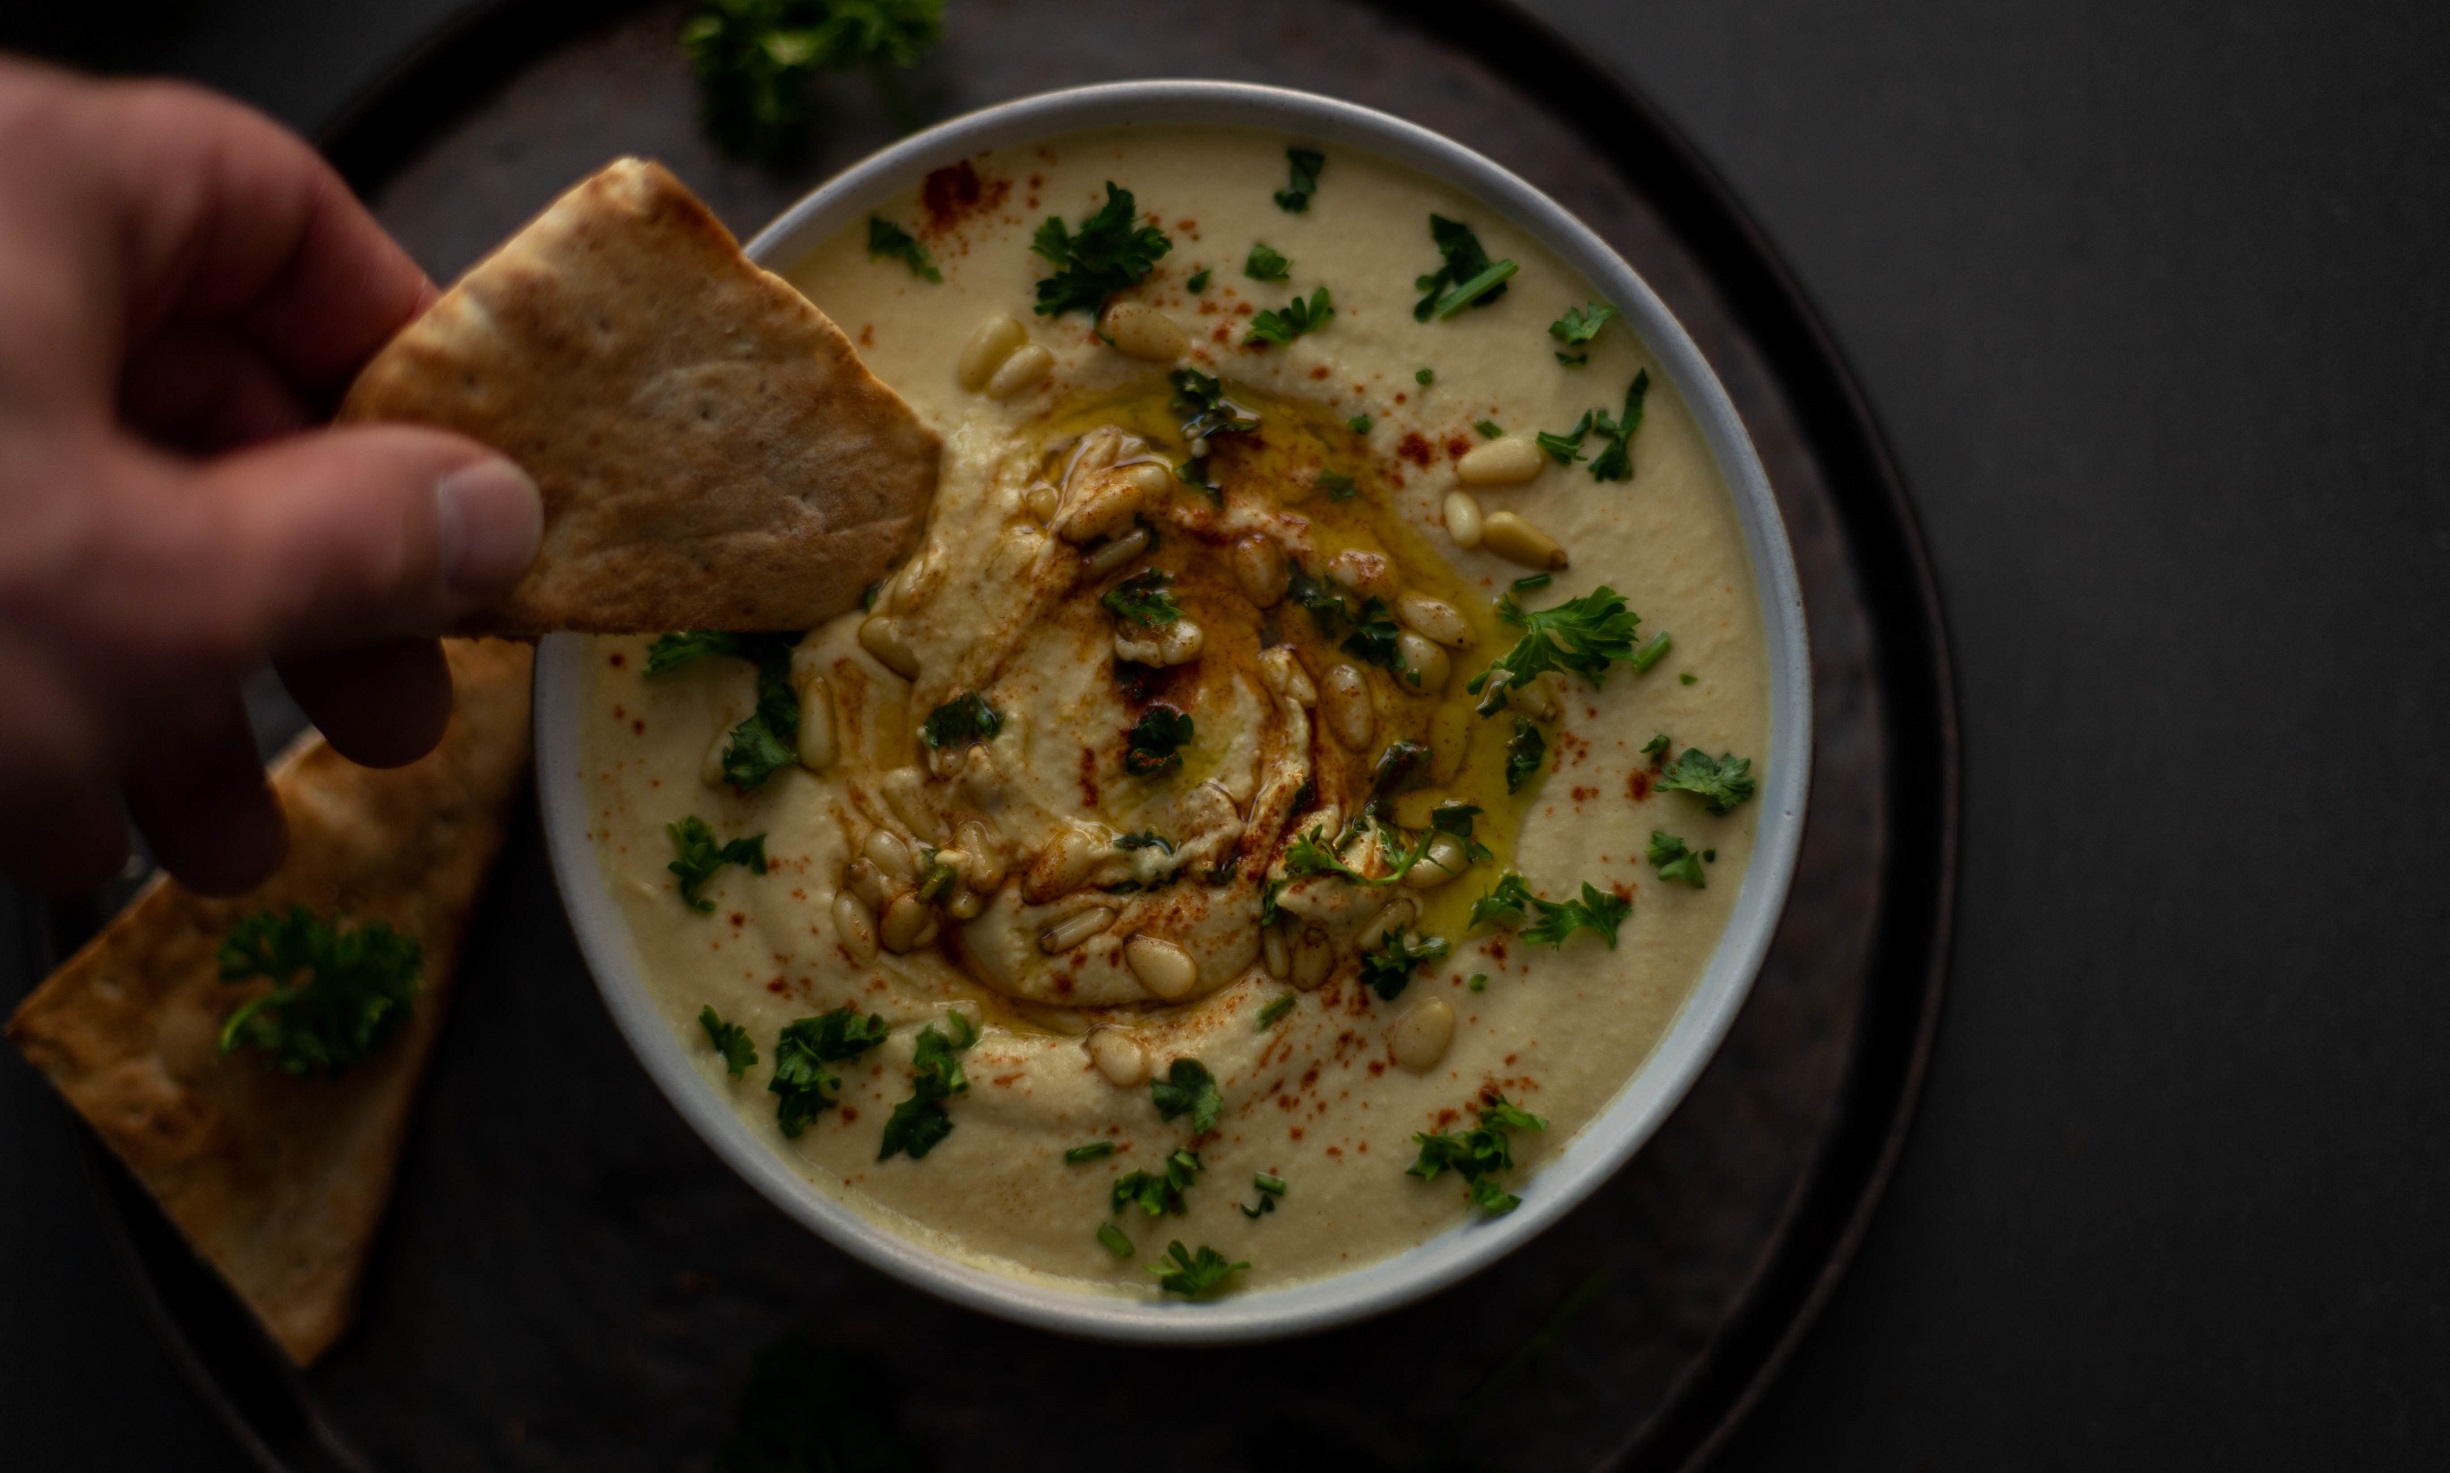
342;157;939;634
7;640;533;1364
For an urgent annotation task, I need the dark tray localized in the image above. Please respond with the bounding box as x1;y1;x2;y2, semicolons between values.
28;1;1958;1467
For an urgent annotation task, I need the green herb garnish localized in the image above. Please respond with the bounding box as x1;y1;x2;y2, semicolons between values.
1468;873;1631;948
1680;672;1699;685
1185;266;1211;293
1098;1222;1136;1258
1657;748;1758;814
1274;146;1324;212
1467;587;1643;715
1150;1057;1223;1133
1408;1093;1547;1214
1505;718;1546;794
214;908;420;1078
1149;1240;1248;1297
1347;413;1374;435
877;1012;976;1160
1474;419;1504;439
1357;926;1451;1002
1245;286;1333;346
1430;802;1495;864
681;0;945;163
1066;1141;1117;1163
1510;573;1553;593
1647;831;1707;888
1031;182;1172;317
1115;829;1175;854
1586;369;1650;482
770;1004;888;1137
1548;302;1615;350
1101;568;1182;627
918;691;1003;749
1414;215;1515;320
1339;594;1405;671
1169;366;1260;442
1124;704;1195;777
648;630;804;789
1416;367;1435;385
1467;973;1489;992
1631;632;1673;673
866;215;940;281
1641;732;1672;759
1240;1172;1289;1219
1535;412;1593;465
1318;471;1358;502
1244;242;1292;281
701;1006;758;1076
668;816;769;912
1257;994;1297;1029
1113;1147;1204;1216
1368;739;1433;808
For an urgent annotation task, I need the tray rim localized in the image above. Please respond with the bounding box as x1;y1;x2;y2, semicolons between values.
60;0;1961;1466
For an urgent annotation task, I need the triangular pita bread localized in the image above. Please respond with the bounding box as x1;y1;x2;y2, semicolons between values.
7;639;533;1364
341;157;939;634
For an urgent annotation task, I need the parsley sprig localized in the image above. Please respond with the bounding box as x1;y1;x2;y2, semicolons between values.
918;691;1003;749
681;0;945;162
1409;1094;1548;1214
701;1006;759;1076
1468;873;1633;949
1466;587;1644;715
1101;568;1182;627
1647;830;1708;888
1246;287;1334;346
1245;242;1292;281
1357;925;1452;1002
878;1012;977;1160
1658;747;1759;814
1150;1057;1223;1134
1414;214;1517;320
770;1004;888;1137
646;630;804;789
1031;182;1171;317
668;816;769;912
1113;1147;1204;1216
1540;370;1651;481
1504;718;1547;794
1547;301;1616;364
866;215;940;281
1124;704;1194;777
1149;1241;1249;1297
215;908;421;1078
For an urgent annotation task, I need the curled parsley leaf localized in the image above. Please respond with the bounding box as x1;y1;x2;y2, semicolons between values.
1274;146;1324;213
1414;214;1515;320
1467;587;1644;715
1150;1057;1223;1134
1185;267;1212;293
1031;182;1171;317
215;908;421;1078
771;1004;888;1138
1246;287;1334;346
1658;748;1758;814
1647;831;1708;888
701;1006;759;1076
1468;873;1632;949
1113;1147;1204;1216
878;1012;977;1160
866;215;940;281
1358;925;1450;1001
1124;704;1195;778
1149;1240;1249;1297
669;816;769;912
1408;1093;1548;1214
1339;594;1404;672
1245;242;1292;281
918;691;1003;749
1548;301;1615;348
1101;568;1182;627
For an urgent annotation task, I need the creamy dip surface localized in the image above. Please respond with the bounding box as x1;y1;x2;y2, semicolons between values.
578;127;1771;1297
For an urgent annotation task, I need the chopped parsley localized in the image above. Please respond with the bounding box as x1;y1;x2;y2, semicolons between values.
1357;925;1451;1002
1257;993;1297;1030
1632;631;1674;673
1098;1222;1135;1258
1416;367;1435;385
1467;587;1644;715
1535;413;1593;465
1408;1093;1548;1214
1475;419;1505;439
1150;1057;1223;1133
1101;568;1182;627
1123;704;1194;777
918;691;1003;749
1467;973;1489;993
878;1011;977;1160
1548;302;1616;359
1065;1141;1117;1163
1586;370;1650;482
1168;368;1259;491
1431;802;1495;864
1030;182;1171;317
1504;718;1547;793
647;630;804;789
1274;146;1325;212
866;215;940;281
1414;214;1516;320
1115;829;1174;854
1113;1147;1204;1216
668;816;769;912
1339;594;1405;671
1149;1240;1248;1297
1647;831;1708;888
1680;672;1699;685
1282;819;1440;889
1240;1172;1288;1219
681;0;945;163
770;1004;888;1138
1469;873;1632;948
1244;242;1292;281
1510;574;1554;595
1658;748;1759;814
1318;471;1359;502
1245;286;1334;346
214;907;420;1078
1641;731;1672;759
1368;739;1433;808
1347;413;1374;435
1185;266;1211;293
700;1006;758;1076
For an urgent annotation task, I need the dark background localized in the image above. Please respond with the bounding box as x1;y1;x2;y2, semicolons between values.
5;0;2446;1467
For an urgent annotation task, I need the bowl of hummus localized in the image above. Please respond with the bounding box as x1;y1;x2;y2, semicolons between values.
536;81;1809;1342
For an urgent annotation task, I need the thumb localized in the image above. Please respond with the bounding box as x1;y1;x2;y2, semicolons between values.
193;423;542;649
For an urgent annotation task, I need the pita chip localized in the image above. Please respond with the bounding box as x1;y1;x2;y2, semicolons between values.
7;639;533;1364
340;157;939;634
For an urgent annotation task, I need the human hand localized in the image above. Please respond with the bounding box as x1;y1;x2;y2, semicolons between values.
0;60;542;899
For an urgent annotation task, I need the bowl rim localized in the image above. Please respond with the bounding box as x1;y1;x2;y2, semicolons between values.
534;78;1812;1345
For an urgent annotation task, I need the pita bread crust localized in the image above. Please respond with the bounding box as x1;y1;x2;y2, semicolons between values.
6;640;534;1364
340;157;938;634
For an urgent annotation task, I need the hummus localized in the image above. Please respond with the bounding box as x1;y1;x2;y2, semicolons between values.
578;127;1770;1296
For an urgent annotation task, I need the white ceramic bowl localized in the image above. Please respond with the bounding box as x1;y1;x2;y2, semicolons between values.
536;80;1811;1344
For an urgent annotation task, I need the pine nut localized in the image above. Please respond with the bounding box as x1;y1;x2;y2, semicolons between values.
1322;661;1374;751
1100;301;1189;361
1402;832;1471;889
1087;1029;1149;1088
1390;997;1456;1070
1262;922;1290;978
945;884;985;920
1024;481;1060;521
1157;619;1206;665
1290;925;1334;989
1327;549;1396;599
1444;490;1484;549
796;675;836;771
1509;672;1561;720
880;766;945;843
1480;511;1568;570
1124;934;1201;1000
1057;471;1147;544
1119;461;1172;495
832;891;879;962
1394;632;1449;695
858;616;920;679
957;315;1027;390
844;858;893;913
956;819;1007;889
1083;526;1152;578
1259;647;1317;707
1456;436;1545;485
1023;827;1103;903
1039;905;1116;953
881;892;937;953
864;828;915;880
1232;535;1289;607
1397;593;1472;649
984;343;1054;399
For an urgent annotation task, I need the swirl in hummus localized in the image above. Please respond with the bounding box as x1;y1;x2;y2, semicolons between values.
580;127;1771;1296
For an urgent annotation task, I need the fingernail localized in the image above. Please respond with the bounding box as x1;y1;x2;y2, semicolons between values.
435;457;543;593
